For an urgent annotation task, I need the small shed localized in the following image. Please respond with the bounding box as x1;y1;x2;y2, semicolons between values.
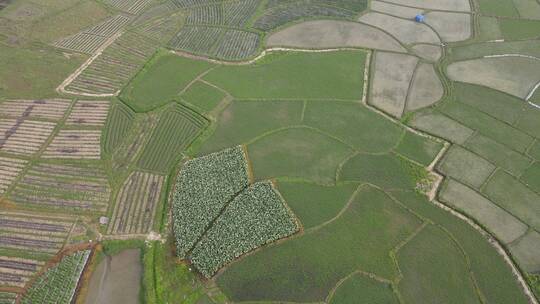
99;216;109;225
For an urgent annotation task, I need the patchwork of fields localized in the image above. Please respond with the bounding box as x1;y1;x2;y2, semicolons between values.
0;0;540;302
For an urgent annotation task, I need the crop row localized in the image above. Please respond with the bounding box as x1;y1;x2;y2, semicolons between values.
132;2;179;26
190;181;299;277
168;0;223;9
253;1;355;31
103;0;153;14
224;0;261;27
9;163;111;212
214;30;259;60
0;118;56;156
26;163;108;181
136;103;208;172
108;171;165;235
18;174;108;194
186;0;260;27
42;129;102;160
66;100;110;127
54;14;132;54
0;156;27;195
66;31;157;95
0;292;17;304
0;234;65;253
0;256;45;288
168;26;261;60
168;26;224;56
266;0;367;12
186;4;223;25
0;213;72;236
21;250;90;304
135;11;184;43
86;15;132;37
0;99;71;121
102;103;135;155
53;34;108;54
172;146;249;257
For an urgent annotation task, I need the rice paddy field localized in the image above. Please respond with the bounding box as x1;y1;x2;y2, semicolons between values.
0;0;540;303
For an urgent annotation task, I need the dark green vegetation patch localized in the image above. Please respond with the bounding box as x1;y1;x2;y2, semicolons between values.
190;181;299;277
172;146;249;257
22;250;90;304
172;147;298;277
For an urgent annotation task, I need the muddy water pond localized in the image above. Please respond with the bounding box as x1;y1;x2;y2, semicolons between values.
85;249;142;304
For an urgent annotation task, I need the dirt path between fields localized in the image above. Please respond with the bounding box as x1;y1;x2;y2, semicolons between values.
56;31;123;97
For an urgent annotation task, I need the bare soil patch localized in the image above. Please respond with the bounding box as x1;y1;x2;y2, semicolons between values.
509;230;540;272
266;20;406;53
411;44;441;61
425;12;471;42
369;51;417;117
406;63;443;112
370;1;424;19
440;179;528;244
447;57;540;99
359;12;440;45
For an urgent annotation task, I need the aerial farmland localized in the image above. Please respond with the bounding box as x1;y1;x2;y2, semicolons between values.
0;0;539;303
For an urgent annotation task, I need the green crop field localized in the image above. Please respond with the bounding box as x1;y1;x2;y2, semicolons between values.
203;51;366;100
136;103;208;172
2;0;540;302
180;80;226;113
277;181;357;229
121;52;215;112
397;225;481;304
329;273;399;304
217;186;422;302
102;102;135;155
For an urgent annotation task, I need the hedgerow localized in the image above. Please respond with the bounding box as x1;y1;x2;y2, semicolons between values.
172;146;249;257
190;181;299;277
21;250;90;304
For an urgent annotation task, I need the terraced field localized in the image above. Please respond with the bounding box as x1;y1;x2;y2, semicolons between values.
63;31;158;96
102;103;135;155
1;0;540;302
9;163;111;212
0;210;84;296
136;103;208;172
103;0;154;14
53;14;132;54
